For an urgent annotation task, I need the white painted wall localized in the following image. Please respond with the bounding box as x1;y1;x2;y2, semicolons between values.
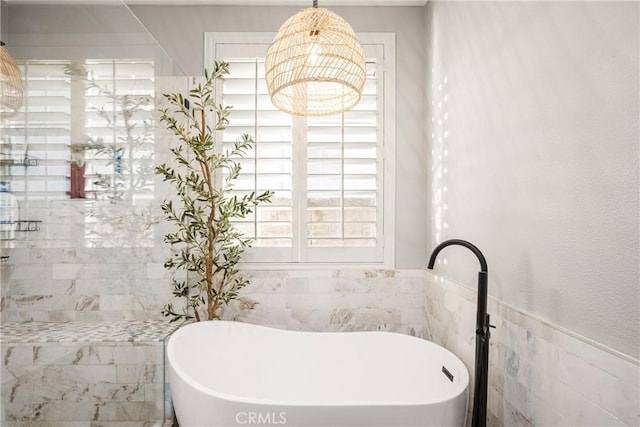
426;1;639;358
128;5;430;269
1;1;8;44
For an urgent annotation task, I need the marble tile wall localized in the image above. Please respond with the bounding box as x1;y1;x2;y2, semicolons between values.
219;269;427;338
3;236;638;427
2;259;427;333
424;271;640;427
1;246;173;322
0;268;427;426
0;320;176;427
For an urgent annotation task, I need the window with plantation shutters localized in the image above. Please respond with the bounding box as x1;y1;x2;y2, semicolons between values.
207;33;395;265
1;61;71;199
80;59;155;203
0;59;155;202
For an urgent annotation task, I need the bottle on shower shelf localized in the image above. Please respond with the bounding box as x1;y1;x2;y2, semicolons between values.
0;181;19;240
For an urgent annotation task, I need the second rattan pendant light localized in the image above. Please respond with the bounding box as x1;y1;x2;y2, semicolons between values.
265;0;366;116
0;42;24;118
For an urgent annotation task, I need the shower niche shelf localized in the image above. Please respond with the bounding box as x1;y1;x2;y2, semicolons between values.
0;157;39;167
15;220;42;232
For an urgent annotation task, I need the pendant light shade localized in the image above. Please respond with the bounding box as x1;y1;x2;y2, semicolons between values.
0;42;24;118
265;5;366;117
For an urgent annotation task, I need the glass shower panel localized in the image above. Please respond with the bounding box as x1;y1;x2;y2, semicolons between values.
0;0;188;250
0;1;188;424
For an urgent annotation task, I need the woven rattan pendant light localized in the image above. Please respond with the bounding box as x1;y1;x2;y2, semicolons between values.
0;42;24;118
265;0;366;116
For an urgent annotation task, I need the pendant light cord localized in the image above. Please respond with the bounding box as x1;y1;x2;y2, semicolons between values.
313;0;318;8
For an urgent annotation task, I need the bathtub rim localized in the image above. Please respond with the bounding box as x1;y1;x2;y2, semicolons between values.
167;320;470;408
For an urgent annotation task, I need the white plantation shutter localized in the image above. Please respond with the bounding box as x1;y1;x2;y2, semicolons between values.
304;62;381;262
209;33;394;265
1;61;71;200
82;59;155;202
0;59;155;202
222;57;295;262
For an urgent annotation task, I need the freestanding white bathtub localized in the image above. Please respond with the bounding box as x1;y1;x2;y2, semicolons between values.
167;321;469;427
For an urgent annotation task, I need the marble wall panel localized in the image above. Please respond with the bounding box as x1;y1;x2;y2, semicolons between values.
219;269;427;337
1;246;174;322
424;272;640;427
3;256;637;427
0;321;175;426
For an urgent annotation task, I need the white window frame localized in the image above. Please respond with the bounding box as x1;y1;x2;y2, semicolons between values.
205;32;396;268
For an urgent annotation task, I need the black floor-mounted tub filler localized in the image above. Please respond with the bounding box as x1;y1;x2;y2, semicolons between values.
427;239;493;427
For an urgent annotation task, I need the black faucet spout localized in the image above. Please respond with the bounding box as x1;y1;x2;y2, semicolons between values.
427;238;488;272
427;239;491;427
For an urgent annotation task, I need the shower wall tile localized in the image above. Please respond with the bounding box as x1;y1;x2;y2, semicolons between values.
1;246;173;322
424;272;640;427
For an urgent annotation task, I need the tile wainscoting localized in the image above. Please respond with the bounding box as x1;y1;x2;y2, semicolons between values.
1;267;637;426
0;269;427;425
220;269;427;337
424;271;639;427
1;246;173;323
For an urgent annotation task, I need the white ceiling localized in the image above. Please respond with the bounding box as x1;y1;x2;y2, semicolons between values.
7;0;429;5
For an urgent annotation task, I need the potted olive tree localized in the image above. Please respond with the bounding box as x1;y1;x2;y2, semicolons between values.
156;61;272;322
